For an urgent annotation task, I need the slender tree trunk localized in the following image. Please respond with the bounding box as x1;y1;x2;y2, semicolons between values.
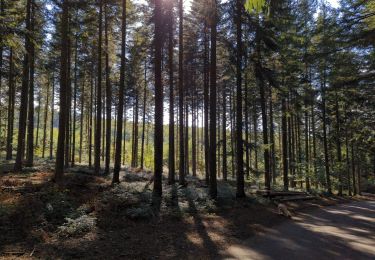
222;87;227;181
244;64;250;180
42;78;50;158
322;79;331;194
104;1;111;174
281;95;288;191
15;0;31;171
335;92;342;195
49;74;55;160
141;62;147;170
153;0;163;196
209;0;217;198
168;8;175;182
235;0;245;197
113;0;127;184
185;101;189;175
133;93;139;167
6;48;15;160
95;0;103;174
304;94;310;191
55;0;69;183
311;100;317;188
192;93;197;177
26;2;35;167
79;77;85;163
64;24;71;168
178;0;185;185
88;66;94;167
203;21;210;185
253;104;258;172
71;34;78;166
35;93;41;148
351;137;357;195
345;127;352;196
269;87;276;186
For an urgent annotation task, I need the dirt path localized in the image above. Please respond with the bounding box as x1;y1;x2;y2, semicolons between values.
223;201;375;260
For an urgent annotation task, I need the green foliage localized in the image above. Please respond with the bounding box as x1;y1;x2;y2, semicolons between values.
244;0;268;13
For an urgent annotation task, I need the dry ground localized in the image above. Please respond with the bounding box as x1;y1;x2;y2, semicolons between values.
0;162;372;259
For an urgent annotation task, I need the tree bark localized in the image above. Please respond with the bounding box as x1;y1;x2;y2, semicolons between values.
104;2;111;174
178;0;185;185
153;0;163;196
235;0;245;198
15;0;32;171
55;0;69;183
113;0;127;184
95;0;103;174
209;0;217;199
6;48;15;160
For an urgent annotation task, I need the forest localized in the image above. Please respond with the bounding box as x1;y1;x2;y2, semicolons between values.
0;0;374;259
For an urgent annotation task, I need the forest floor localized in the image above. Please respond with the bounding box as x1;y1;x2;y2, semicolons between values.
0;160;374;259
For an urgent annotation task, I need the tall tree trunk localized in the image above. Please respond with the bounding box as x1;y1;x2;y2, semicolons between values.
335;92;342;195
222;87;227;181
95;0;103;174
281;95;288;191
71;34;78;166
0;0;3;146
88;65;94;167
311;100;317;188
113;0;127;184
26;1;35;167
269;87;276;186
192;94;197;177
235;0;245;197
304;94;310;191
49;74;55;159
55;0;69;183
203;21;210;185
322;78;331;194
141;62;147;170
178;0;185;185
6;48;15;160
132;93;139;168
35;93;41;148
253;103;258;174
351;136;357;195
153;0;163;196
42;78;50;158
209;0;217;199
244;62;250;180
104;1;111;174
168;7;175;182
345;127;351;196
65;25;71;168
15;0;32;171
79;77;85;163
